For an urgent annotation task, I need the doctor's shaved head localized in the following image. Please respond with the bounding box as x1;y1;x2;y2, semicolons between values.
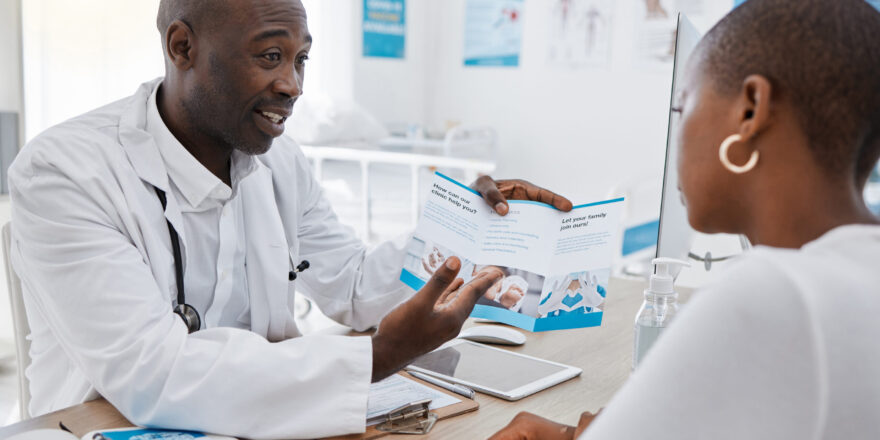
157;0;230;35
695;0;880;184
154;0;311;164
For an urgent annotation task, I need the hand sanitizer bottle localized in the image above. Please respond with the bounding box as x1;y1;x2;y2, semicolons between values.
633;258;690;370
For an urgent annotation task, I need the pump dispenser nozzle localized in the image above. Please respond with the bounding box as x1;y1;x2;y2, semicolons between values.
633;257;691;370
648;258;691;295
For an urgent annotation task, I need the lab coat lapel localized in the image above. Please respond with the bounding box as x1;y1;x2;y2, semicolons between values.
118;78;189;253
241;164;289;341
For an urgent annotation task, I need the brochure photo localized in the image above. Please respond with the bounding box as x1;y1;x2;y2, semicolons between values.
400;172;623;331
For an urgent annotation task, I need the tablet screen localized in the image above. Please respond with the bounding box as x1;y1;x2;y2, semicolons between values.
410;342;567;393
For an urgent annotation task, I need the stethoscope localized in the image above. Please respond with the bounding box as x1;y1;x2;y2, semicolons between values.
154;187;309;333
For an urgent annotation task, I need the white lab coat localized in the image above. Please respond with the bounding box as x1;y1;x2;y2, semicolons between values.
8;79;413;439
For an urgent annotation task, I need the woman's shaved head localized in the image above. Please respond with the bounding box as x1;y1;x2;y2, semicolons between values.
696;0;880;182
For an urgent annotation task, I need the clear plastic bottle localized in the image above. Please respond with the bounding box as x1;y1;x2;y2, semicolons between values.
633;258;690;370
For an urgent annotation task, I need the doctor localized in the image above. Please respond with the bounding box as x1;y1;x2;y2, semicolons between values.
8;0;573;438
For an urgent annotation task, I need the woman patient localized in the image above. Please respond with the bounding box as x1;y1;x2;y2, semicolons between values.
491;0;880;438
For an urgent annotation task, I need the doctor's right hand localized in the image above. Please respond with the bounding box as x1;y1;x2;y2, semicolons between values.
371;257;503;382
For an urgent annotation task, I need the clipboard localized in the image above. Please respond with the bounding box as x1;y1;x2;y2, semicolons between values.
325;371;480;439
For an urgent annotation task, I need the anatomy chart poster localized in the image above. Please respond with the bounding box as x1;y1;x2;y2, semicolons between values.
632;0;711;69
463;0;524;67
547;0;614;69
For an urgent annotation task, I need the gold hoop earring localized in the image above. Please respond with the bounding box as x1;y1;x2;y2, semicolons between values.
719;134;759;174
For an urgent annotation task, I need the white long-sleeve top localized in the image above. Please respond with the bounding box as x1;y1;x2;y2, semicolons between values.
9;78;413;439
581;224;880;439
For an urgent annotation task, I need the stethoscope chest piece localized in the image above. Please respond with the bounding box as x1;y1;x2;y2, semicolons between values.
174;303;201;334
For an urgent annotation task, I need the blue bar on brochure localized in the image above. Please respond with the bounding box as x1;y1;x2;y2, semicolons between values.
572;198;625;209
471;304;536;329
533;311;603;331
471;305;604;332
435;172;482;196
400;268;426;290
433;172;625;211
509;199;625;210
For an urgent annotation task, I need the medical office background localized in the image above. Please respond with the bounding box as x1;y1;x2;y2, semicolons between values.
1;0;879;426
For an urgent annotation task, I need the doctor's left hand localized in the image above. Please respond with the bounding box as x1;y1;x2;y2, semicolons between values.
371;257;503;382
471;176;573;216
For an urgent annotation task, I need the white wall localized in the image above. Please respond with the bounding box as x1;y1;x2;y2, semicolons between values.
299;0;445;133
352;0;431;126
426;5;670;202
286;0;431;126
301;0;358;101
21;0;165;141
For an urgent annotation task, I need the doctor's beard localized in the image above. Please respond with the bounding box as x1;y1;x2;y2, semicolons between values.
180;54;273;156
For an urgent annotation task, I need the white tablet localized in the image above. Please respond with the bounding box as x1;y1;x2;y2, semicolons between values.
407;339;581;401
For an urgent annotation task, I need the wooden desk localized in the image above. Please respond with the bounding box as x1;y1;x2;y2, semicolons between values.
0;277;691;439
391;277;692;439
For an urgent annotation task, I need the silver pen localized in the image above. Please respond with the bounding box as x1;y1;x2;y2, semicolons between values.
407;370;476;399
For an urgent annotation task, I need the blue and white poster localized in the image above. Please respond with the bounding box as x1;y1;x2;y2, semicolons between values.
363;0;406;59
463;0;524;67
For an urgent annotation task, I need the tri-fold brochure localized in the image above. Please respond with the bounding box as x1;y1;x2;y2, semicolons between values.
401;173;624;331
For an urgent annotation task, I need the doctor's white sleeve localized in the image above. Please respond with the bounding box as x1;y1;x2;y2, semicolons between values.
577;255;824;440
9;146;372;439
290;148;415;331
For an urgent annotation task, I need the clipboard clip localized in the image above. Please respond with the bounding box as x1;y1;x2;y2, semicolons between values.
376;399;438;435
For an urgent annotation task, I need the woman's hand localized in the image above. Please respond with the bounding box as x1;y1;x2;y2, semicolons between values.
488;412;575;440
489;411;601;440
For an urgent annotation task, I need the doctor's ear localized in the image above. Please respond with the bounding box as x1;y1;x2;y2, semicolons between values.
735;74;773;143
164;20;197;70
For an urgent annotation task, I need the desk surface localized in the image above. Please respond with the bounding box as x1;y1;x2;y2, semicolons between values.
0;277;692;439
